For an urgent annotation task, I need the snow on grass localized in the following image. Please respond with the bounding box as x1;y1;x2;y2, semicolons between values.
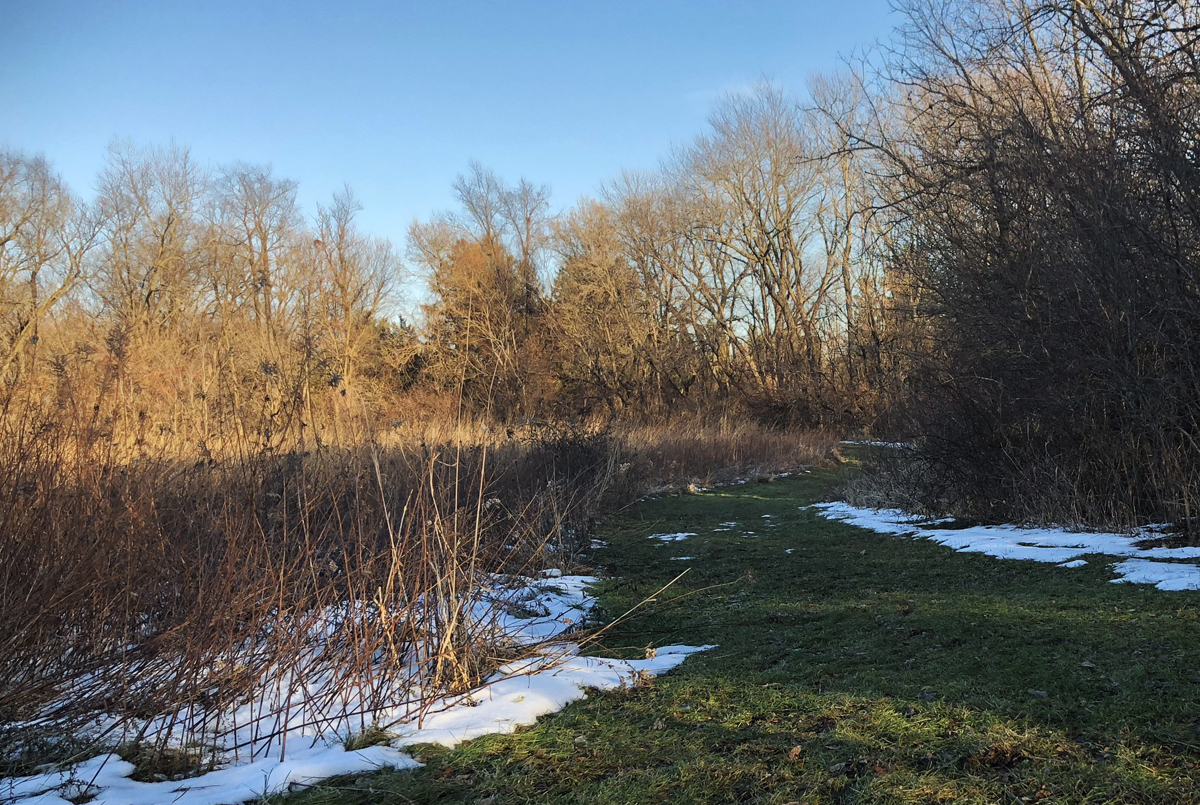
389;644;713;749
813;502;1200;591
1;575;713;805
1110;559;1200;591
5;746;417;805
840;440;913;449
648;532;696;542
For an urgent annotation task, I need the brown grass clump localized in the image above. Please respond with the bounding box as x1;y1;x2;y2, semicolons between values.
615;418;837;491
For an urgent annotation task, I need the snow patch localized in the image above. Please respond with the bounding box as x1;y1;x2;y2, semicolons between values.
1;575;714;805
1110;559;1200;591
841;440;913;449
814;503;1200;591
648;532;696;542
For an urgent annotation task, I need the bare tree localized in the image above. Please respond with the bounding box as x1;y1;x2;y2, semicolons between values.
0;150;101;381
311;187;398;396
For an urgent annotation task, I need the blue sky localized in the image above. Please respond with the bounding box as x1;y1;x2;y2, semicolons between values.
2;1;897;248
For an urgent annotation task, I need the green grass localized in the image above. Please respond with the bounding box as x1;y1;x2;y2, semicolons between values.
269;464;1200;804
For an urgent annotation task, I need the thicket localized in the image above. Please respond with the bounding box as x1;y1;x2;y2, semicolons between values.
859;0;1200;531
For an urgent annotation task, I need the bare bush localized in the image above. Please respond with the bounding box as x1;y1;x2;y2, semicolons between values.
0;398;621;773
855;0;1200;532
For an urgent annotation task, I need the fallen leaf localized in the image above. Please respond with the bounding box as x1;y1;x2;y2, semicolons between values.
788;745;803;761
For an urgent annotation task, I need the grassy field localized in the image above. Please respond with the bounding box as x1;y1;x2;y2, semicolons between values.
271;462;1200;804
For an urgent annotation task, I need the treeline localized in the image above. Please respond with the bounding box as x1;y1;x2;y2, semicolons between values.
410;85;918;430
0;143;407;454
0;87;917;456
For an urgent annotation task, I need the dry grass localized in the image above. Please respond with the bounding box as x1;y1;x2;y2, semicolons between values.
0;399;833;777
616;418;838;491
0;403;624;773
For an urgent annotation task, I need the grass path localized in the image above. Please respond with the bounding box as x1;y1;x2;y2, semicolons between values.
277;465;1200;804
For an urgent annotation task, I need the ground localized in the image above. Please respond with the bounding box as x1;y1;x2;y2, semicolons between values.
269;462;1200;804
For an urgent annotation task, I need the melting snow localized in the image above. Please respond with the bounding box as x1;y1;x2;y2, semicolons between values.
840;440;913;449
648;532;696;542
1;575;713;805
813;503;1200;591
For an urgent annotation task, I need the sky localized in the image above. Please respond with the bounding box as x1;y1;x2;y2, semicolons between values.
2;0;897;251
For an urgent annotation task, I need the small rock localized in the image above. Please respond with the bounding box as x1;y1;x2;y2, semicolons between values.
1028;689;1049;698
